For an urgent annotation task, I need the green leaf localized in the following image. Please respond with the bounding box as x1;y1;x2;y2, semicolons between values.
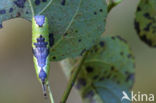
62;36;135;103
135;0;156;47
0;0;32;27
93;80;131;103
0;0;107;61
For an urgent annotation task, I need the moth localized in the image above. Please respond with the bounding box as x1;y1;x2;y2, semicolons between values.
32;15;50;96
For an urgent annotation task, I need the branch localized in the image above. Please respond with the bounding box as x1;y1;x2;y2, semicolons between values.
60;53;87;103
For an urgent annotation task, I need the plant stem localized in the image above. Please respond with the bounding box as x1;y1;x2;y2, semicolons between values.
28;0;35;16
60;53;87;103
47;82;55;103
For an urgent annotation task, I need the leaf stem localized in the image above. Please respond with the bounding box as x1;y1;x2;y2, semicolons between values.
28;0;35;16
47;82;55;103
60;53;87;103
38;0;53;15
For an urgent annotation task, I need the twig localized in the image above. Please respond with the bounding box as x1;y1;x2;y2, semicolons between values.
60;53;87;103
47;82;55;103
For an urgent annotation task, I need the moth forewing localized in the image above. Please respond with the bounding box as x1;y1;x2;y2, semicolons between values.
32;15;50;96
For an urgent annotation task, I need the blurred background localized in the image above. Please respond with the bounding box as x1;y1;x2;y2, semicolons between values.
0;0;156;103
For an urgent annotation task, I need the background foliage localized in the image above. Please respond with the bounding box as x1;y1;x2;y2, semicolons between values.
0;0;156;103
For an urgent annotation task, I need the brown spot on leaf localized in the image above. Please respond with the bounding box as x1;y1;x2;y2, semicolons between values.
134;20;140;34
86;66;94;73
144;23;152;31
75;78;87;89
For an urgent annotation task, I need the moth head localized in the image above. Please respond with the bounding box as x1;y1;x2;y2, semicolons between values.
34;15;45;27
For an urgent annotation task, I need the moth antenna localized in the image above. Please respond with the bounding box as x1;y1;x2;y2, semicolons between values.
41;82;47;97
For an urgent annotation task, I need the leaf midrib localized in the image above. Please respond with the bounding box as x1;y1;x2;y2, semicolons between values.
50;0;82;50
